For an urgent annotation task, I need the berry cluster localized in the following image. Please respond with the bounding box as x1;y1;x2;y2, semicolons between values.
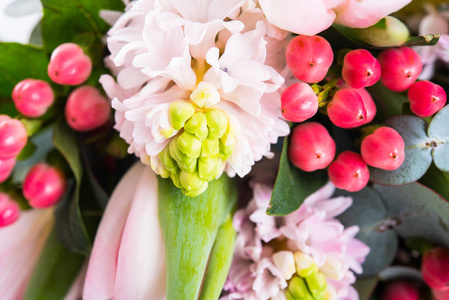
283;35;448;192
0;43;110;227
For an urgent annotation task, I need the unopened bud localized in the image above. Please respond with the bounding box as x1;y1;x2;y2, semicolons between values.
169;101;196;130
177;131;202;158
205;109;228;139
287;276;314;300
190;81;221;108
305;272;327;300
294;252;319;278
201;138;219;157
184;112;208;141
169;138;197;173
179;170;208;197
198;156;222;181
273;251;296;280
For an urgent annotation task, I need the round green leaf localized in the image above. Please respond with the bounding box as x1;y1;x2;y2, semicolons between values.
428;105;449;172
370;116;432;185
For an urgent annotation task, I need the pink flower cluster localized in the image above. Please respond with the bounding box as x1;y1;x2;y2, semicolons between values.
223;182;369;300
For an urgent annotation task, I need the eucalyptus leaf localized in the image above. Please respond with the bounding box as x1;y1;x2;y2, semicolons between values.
199;215;236;300
0;43;49;97
158;175;237;300
336;187;398;277
268;137;328;216
378;266;423;281
428;105;449;171
420;163;449;202
53;118;90;254
24;228;85;300
369;116;433;185
353;277;378;300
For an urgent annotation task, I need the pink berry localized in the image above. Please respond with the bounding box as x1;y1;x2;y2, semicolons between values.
286;35;334;83
342;49;381;89
281;82;318;122
328;151;369;192
0;115;28;160
433;288;449;300
0;193;20;227
288;122;335;172
361;127;405;171
23;163;66;208
339;84;377;124
327;89;367;128
12;79;54;117
0;157;16;183
65;86;111;132
408;80;447;117
382;281;420;300
377;47;422;92
48;43;92;85
421;247;449;291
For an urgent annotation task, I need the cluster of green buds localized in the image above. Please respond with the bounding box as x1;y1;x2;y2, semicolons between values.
157;82;237;197
285;252;329;300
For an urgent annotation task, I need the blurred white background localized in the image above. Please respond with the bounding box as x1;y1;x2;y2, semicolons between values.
0;0;42;44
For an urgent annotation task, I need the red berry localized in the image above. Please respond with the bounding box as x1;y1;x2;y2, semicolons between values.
12;79;54;117
433;288;449;300
288;122;335;172
0;193;20;228
361;127;405;171
0;115;28;160
327;89;367;128
281;82;318;122
65;86;111;132
23;163;66;208
286;35;334;83
377;47;422;92
342;49;381;89
328;151;369;192
48;43;92;86
382;281;420;300
0;157;16;183
408;80;447;117
421;247;449;291
339;84;377;124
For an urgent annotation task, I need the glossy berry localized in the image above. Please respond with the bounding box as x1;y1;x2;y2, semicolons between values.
65;86;111;131
433;288;449;300
0;115;28;159
377;47;422;92
327;89;367;128
286;35;334;83
0;157;16;183
48;43;92;85
0;193;20;228
361;127;405;171
408;80;447;117
421;247;449;291
12;79;54;117
288;122;335;172
328;151;369;192
342;49;381;89
281;82;318;122
23;163;66;208
339;84;377;124
382;281;420;300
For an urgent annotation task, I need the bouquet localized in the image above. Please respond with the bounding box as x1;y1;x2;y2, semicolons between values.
1;0;449;299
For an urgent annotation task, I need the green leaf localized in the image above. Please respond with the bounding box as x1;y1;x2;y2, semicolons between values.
428;105;449;172
16;140;36;161
353;278;378;300
0;43;49;97
336;187;398;277
369;116;432;185
403;34;441;47
158;175;238;300
366;83;408;120
199;215;236;300
420;163;449;201
53;118;90;254
268;137;328;216
41;0;125;54
24;227;85;300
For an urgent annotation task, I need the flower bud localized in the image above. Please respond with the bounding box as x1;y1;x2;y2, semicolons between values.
286;276;314;300
273;251;296;280
294;252;319;278
190;81;220;108
177;132;202;158
201;138;219;157
305;272;327;300
0;115;28;160
198;156;221;182
184;112;208;141
169;138;197;173
179;170;208;197
158;147;178;175
0;193;20;227
23;163;66;208
205;109;228;140
169;101;196;130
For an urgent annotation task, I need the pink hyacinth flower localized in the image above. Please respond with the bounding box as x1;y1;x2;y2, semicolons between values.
83;163;166;300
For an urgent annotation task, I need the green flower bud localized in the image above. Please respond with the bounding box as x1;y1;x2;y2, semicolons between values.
201;138;219;157
169;101;196;130
287;276;314;300
198;156;222;181
170;171;182;189
184;112;208;141
305;272;327;300
159;147;178;174
294;252;319;278
177;131;202;158
205;109;228;140
179;170;208;197
190;81;221;108
219;139;235;161
169;138;197;173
